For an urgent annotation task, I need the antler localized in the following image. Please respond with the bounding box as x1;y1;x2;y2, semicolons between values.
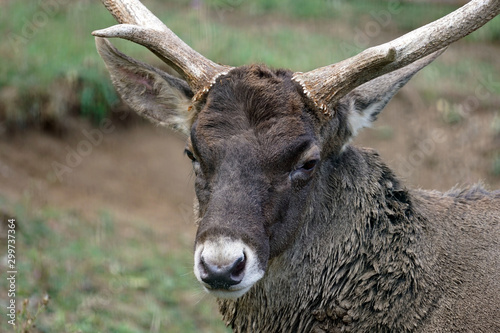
293;0;500;116
92;0;233;99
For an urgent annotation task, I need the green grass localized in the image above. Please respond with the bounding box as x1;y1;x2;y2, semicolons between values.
0;198;229;332
1;0;499;126
201;0;500;41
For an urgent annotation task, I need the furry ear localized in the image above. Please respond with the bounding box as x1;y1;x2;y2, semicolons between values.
339;49;446;137
95;37;194;135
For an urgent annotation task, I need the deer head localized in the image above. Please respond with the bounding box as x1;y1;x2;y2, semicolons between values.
93;0;499;299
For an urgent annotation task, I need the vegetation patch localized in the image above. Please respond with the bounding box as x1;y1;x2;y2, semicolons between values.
1;0;498;131
0;199;228;332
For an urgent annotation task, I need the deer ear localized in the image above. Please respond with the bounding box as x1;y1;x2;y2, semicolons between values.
340;49;445;137
95;37;194;135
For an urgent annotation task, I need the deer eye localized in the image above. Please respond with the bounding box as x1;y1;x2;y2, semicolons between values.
289;145;320;184
185;149;197;162
290;158;319;184
300;159;318;172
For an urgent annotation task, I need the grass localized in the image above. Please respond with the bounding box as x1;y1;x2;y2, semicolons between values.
0;197;229;333
1;0;499;127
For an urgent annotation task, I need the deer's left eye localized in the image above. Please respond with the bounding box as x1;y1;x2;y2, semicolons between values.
300;159;318;172
290;158;319;185
185;149;197;162
289;145;320;184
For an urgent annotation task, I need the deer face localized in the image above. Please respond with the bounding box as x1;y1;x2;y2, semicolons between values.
189;65;321;298
95;36;443;298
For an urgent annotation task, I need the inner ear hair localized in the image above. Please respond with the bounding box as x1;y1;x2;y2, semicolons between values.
341;49;446;137
95;37;194;135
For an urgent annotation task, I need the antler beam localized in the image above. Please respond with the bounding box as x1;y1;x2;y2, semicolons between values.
293;0;500;116
92;0;232;97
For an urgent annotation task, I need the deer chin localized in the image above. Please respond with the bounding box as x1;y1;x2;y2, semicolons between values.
203;284;254;300
194;238;265;299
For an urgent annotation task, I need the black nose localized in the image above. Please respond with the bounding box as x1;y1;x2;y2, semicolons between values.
199;254;246;290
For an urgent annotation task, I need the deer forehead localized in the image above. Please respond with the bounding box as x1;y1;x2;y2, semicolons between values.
190;65;317;156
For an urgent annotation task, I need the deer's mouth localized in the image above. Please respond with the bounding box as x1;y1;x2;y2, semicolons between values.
202;284;254;300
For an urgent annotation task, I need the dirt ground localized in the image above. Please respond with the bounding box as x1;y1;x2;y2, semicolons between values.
0;119;197;247
1;81;499;248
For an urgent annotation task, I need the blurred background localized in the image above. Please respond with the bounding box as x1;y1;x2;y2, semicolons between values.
0;0;499;332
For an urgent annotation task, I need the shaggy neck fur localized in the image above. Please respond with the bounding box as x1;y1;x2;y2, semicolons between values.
217;145;499;332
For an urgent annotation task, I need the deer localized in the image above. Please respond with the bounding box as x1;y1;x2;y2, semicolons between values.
93;0;500;331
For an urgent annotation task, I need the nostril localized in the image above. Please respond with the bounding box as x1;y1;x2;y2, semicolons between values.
230;254;246;281
199;256;209;279
199;254;246;290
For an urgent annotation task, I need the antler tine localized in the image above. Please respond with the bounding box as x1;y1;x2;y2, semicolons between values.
293;0;500;117
93;0;232;97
